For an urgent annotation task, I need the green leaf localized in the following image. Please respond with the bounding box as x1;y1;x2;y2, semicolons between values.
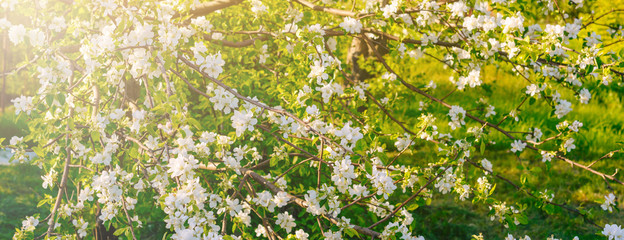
113;227;127;236
91;131;100;142
480;141;486;155
32;146;44;157
516;214;528;225
125;228;133;239
187;117;202;130
270;157;279;167
543;204;555;214
344;228;359;238
45;95;53;106
521;174;528;185
595;57;603;68
489;184;496;195
37;198;48;208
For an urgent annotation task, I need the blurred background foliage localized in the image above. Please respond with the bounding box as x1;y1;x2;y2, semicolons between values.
0;0;623;239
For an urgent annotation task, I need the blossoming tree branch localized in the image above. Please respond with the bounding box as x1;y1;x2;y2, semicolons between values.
2;0;624;239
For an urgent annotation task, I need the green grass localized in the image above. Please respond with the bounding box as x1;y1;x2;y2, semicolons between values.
357;31;624;238
392;150;624;239
0;106;29;145
0;164;48;239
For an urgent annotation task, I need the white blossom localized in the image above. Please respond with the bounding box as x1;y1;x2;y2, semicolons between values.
448;106;466;130
601;193;617;212
295;229;309;240
21;216;39;232
579;88;591;104
569;120;583;132
11;95;34;115
231;110;258;137
554;100;573;118
511;140;526;153
541;151;554;162
250;0;267;14
481;158;493;173
563;138;576;152
340;17;362;34
395;133;414;151
8;24;26;45
276;212;296;233
449;1;468;17
456;68;482;90
602;224;624;240
273;191;290;208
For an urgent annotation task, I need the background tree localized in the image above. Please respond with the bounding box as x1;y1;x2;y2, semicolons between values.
2;0;624;239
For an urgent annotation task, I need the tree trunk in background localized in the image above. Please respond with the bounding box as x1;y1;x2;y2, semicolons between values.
94;207;119;240
1;11;7;114
124;76;142;111
345;0;389;83
346;35;389;83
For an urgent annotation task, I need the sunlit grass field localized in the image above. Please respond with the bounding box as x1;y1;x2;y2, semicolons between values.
1;0;624;238
361;45;624;238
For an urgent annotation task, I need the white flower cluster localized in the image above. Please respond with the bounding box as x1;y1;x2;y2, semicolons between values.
435;167;456;194
340;17;362;34
501;14;525;33
207;84;239;114
250;0;267;14
462;8;503;33
579;88;591;104
42;169;57;189
8;24;27;45
21;216;38;232
231;110;258;137
562;138;576;152
12;96;34;115
481;158;493;173
167;152;199;180
603;224;624;240
163;179;215;237
308;60;329;83
91;135;120;165
510;140;526;153
554;99;573;118
448;106;466;130
525;84;545;97
525;128;543;142
316;82;344;103
198;50;226;79
541;151;555;162
417;114;439;141
92;170;123;221
455;68;482;90
367;167;397;199
304;189;327;216
395;133;414;151
332;122;363;150
331;157;358;193
191;16;213;33
72;218;88;238
448;1;468;17
600;193;616;212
